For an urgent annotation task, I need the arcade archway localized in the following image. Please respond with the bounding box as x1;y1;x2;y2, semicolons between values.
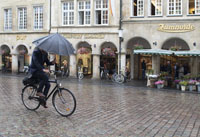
17;45;29;73
0;45;11;72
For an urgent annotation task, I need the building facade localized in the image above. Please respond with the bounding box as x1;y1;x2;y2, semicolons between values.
0;0;200;80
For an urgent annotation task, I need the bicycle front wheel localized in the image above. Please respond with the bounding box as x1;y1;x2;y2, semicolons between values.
115;74;125;83
21;85;40;110
52;88;76;117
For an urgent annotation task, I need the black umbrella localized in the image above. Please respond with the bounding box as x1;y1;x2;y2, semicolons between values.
32;33;75;56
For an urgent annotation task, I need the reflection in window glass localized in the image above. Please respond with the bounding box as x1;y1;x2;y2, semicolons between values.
150;0;162;16
189;0;200;14
132;0;144;16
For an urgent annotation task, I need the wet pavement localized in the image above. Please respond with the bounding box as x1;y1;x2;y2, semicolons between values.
0;75;200;137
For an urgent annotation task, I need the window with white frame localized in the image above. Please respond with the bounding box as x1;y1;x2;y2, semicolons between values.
168;0;182;15
149;0;162;16
132;0;144;16
188;0;200;15
34;6;43;30
62;2;74;25
4;9;12;30
95;0;108;25
18;7;27;30
78;1;91;25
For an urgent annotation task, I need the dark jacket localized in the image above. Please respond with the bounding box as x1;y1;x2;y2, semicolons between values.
29;48;53;74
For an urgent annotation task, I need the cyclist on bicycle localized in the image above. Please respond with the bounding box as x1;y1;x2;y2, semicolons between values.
29;47;55;108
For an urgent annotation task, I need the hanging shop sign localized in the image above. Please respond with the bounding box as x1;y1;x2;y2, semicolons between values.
77;47;91;54
102;48;116;56
157;24;195;33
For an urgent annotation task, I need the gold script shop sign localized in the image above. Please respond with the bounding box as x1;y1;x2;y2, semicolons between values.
158;24;195;33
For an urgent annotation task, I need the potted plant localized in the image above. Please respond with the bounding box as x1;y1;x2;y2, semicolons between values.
174;79;181;90
155;80;164;89
179;81;188;91
188;80;197;91
196;81;200;93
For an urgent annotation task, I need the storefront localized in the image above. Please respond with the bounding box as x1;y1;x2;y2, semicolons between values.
0;45;12;72
100;42;117;77
77;42;92;78
17;45;29;73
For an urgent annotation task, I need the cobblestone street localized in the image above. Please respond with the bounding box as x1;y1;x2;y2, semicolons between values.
0;75;200;137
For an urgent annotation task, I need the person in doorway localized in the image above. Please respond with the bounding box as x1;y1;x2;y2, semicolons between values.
62;59;69;77
29;47;55;108
141;60;146;79
174;63;179;79
179;64;184;79
166;61;172;75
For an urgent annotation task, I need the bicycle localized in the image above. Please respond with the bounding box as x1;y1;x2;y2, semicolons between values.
21;70;76;117
100;67;109;80
77;66;84;80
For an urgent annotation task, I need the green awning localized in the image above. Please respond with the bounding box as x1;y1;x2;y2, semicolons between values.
133;49;173;55
134;49;200;56
174;50;200;56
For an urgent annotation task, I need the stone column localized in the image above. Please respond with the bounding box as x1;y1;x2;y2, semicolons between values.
69;54;77;77
121;53;126;75
152;55;160;75
12;54;18;73
190;56;198;75
130;53;134;79
0;55;2;70
49;54;55;71
92;54;100;79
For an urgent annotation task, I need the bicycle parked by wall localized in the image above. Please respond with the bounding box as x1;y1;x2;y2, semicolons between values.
21;70;76;117
77;66;84;80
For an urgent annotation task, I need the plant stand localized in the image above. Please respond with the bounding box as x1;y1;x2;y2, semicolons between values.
181;85;186;91
197;85;200;93
176;84;180;90
157;84;163;89
188;85;193;91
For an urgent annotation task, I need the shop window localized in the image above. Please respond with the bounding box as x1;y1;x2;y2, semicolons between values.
132;0;144;17
149;0;162;16
188;0;200;15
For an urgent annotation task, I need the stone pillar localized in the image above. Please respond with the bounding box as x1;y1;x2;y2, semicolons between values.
12;54;18;73
69;54;77;77
130;53;134;79
0;55;2;70
49;54;55;71
28;54;32;65
190;56;198;75
92;54;100;79
121;53;126;75
152;55;160;75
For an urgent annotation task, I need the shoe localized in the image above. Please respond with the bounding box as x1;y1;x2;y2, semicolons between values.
36;92;45;98
40;99;48;108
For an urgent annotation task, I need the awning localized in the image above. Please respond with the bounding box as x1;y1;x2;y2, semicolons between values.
133;49;200;56
133;49;173;55
174;50;200;56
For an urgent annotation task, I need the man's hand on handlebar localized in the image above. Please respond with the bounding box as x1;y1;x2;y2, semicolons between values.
43;69;50;73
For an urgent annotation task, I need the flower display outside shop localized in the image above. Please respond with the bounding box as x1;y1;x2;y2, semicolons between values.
155;80;164;85
188;80;197;85
77;47;91;54
155;80;164;89
102;48;115;56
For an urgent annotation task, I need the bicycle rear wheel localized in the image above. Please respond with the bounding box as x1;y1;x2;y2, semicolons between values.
21;85;40;110
52;88;76;117
115;74;125;83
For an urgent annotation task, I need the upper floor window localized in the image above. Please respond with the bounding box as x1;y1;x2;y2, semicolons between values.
188;0;200;15
78;1;91;25
132;0;144;17
18;7;27;30
62;2;74;25
95;0;108;25
149;0;162;16
34;6;43;30
168;0;182;15
4;9;12;30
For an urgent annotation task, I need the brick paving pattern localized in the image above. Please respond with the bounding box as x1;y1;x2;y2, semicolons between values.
0;75;200;137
